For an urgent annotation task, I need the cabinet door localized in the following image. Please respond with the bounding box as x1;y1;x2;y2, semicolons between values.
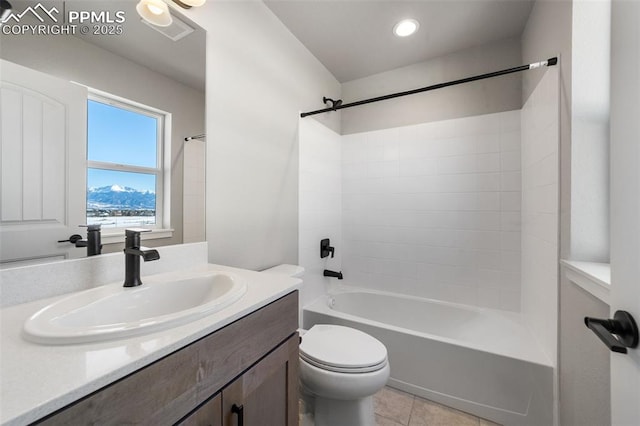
178;393;222;426
222;334;299;426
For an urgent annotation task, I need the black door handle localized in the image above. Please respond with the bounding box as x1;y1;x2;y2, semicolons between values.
58;234;83;244
585;310;639;354
231;403;244;426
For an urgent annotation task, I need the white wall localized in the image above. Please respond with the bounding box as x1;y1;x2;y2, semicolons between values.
559;280;610;426
341;38;522;135
609;0;640;421
341;111;522;311
185;1;341;270
183;140;206;243
570;0;611;262
523;2;615;423
298;118;342;321
520;67;559;363
0;34;206;250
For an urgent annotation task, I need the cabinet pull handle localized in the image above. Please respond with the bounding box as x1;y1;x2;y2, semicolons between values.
231;403;244;426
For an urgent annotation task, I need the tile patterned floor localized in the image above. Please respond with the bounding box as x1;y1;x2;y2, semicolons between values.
374;387;501;426
300;386;502;426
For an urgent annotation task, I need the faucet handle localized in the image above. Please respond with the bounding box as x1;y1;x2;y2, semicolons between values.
125;228;152;240
125;228;152;235
124;228;152;249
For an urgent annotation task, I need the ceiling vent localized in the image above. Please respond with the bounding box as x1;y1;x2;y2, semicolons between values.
141;13;195;41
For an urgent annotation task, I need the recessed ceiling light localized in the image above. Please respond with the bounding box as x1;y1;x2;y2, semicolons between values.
136;0;172;27
393;19;419;37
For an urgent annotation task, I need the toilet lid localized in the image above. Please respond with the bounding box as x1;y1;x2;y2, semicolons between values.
300;325;388;373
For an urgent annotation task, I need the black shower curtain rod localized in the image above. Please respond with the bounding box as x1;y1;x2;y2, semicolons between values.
184;134;206;141
300;57;558;118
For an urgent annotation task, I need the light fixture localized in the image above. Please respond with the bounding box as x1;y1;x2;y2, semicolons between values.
136;0;207;27
136;0;172;27
393;19;419;37
1;0;13;24
173;0;206;7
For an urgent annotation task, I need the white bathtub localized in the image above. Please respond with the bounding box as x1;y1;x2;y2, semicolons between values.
303;287;553;426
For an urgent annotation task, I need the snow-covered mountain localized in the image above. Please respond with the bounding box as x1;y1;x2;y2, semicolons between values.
87;185;155;210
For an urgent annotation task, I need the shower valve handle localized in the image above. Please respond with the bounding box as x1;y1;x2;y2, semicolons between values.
320;238;335;258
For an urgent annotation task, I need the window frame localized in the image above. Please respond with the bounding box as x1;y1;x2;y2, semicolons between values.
86;90;170;234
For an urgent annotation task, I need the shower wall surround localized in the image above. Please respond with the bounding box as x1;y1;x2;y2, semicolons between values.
520;67;559;362
341;111;522;311
298;118;342;320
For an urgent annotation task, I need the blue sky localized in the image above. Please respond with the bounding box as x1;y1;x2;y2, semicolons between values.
87;100;158;192
87;100;157;167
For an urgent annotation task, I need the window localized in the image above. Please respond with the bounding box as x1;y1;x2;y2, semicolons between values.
86;93;168;230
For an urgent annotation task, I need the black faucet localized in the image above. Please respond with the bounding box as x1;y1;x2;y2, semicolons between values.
79;224;103;256
123;229;160;287
58;224;103;256
323;269;343;280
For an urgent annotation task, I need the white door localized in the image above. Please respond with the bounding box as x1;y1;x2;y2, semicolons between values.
610;0;640;424
0;60;87;266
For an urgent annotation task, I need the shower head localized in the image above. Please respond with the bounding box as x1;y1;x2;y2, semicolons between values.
323;96;343;111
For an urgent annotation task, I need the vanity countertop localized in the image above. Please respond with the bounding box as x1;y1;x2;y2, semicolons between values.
0;263;301;426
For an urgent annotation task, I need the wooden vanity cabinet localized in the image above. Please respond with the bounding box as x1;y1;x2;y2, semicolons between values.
37;291;299;426
179;394;222;426
220;334;298;426
180;334;299;426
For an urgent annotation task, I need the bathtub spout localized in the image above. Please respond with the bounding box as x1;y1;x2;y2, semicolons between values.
323;269;343;280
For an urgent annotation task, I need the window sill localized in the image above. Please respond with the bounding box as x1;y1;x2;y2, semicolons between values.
101;228;174;245
560;259;611;305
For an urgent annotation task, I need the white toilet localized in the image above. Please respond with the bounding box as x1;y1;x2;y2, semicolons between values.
299;324;390;426
262;264;390;426
261;263;306;279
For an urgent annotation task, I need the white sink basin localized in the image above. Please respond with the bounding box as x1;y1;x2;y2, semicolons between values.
23;272;247;344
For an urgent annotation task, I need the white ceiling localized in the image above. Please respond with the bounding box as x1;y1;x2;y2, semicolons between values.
72;0;206;92
19;1;534;92
264;0;535;82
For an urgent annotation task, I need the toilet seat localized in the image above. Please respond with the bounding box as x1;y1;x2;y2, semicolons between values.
300;352;387;373
300;325;388;373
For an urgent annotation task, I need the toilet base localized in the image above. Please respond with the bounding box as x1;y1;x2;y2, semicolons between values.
314;396;375;426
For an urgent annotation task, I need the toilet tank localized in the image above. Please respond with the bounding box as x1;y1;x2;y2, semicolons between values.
262;264;305;278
